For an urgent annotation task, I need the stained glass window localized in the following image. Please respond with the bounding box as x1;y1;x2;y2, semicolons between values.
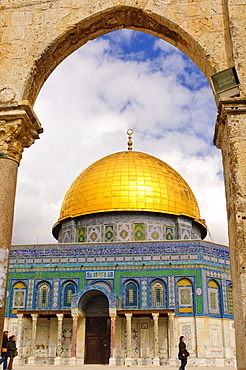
12;282;26;308
63;283;76;307
38;283;50;308
125;282;138;307
208;280;220;315
177;278;193;313
152;281;164;306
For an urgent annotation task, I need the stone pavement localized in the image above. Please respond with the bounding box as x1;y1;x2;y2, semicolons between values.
14;366;234;370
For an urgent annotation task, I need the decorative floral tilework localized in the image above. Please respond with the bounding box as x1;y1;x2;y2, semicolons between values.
104;224;115;242
222;282;228;314
147;224;163;240
78;227;86;242
117;223;132;241
87;225;102;243
168;276;175;307
27;279;34;308
165;227;174;240
181;227;191;239
134;224;145;241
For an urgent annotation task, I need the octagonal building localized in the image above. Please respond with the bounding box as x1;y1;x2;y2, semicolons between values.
5;133;235;367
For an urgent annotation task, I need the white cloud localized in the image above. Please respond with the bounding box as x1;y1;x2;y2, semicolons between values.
12;30;227;246
161;150;227;245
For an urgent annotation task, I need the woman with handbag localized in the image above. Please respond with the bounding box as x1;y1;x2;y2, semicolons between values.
7;336;17;370
178;336;189;370
0;331;9;370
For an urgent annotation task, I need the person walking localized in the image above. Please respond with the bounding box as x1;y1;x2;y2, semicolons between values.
7;336;17;370
0;331;9;370
178;335;189;370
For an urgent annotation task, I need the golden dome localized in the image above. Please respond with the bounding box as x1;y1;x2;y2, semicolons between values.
58;151;203;225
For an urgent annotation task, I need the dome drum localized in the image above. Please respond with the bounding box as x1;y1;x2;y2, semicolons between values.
53;211;206;243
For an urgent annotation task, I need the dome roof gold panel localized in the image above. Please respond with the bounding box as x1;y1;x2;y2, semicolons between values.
59;151;201;222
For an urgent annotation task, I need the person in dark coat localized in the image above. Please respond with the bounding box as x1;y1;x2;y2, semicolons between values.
7;336;17;370
0;331;9;370
178;335;189;370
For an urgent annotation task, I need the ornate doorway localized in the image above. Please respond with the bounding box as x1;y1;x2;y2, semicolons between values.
85;317;110;364
83;292;110;364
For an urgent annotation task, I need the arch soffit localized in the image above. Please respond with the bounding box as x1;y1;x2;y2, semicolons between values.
150;278;166;286
62;280;77;289
177;277;193;286
207;278;220;289
36;280;51;288
24;5;217;104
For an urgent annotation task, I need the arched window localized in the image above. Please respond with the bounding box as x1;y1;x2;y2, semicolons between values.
177;278;193;313
12;282;26;308
227;285;233;315
125;281;138;307
152;281;165;307
37;282;50;308
63;282;76;307
208;279;220;315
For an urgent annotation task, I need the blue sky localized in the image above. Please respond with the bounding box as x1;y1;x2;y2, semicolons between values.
12;29;227;245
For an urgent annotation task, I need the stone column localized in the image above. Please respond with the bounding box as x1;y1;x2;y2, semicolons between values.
152;313;160;366
76;310;86;364
0;101;42;342
168;312;176;366
0;157;18;344
15;313;24;365
109;308;117;366
70;313;79;365
28;313;39;364
214;98;246;370
49;318;57;358
54;313;64;365
125;313;132;367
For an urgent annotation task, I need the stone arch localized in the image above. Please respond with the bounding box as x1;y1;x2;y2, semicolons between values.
20;5;224;105
1;0;246;367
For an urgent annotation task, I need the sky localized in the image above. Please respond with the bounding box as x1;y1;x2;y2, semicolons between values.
12;29;228;246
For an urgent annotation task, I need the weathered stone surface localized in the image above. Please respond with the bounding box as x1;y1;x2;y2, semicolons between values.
0;0;245;103
214;100;246;370
0;158;18;348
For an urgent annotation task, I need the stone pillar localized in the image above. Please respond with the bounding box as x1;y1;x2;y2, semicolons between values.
125;313;132;367
0;101;42;342
28;313;39;364
76;310;86;365
214;98;246;370
109;308;117;366
49;318;57;358
139;319;150;366
0;157;18;342
152;313;160;366
15;313;24;365
54;313;64;365
168;312;176;366
70;313;79;365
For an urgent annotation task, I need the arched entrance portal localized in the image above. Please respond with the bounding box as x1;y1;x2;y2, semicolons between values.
80;291;110;364
0;1;246;368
